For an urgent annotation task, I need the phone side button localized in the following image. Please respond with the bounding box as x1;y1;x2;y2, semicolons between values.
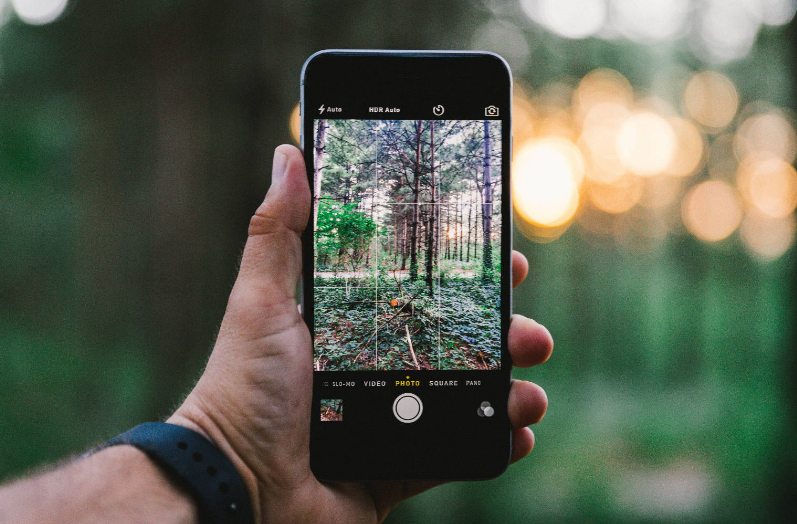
393;393;423;423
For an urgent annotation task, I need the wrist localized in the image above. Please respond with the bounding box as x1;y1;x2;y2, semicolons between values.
168;398;262;524
94;445;198;523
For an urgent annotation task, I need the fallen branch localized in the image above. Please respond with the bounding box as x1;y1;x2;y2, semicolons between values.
405;324;420;370
347;293;421;355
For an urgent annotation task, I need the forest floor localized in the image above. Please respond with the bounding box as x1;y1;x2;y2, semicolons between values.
315;268;476;279
313;275;500;371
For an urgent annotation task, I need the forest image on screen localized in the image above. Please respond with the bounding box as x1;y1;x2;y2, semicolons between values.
312;119;502;371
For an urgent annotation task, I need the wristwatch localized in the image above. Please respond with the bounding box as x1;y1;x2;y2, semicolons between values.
97;422;255;524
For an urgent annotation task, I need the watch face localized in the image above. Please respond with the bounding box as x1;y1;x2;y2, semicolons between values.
303;51;512;481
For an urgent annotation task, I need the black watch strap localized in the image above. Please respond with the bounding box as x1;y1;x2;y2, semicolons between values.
104;422;255;524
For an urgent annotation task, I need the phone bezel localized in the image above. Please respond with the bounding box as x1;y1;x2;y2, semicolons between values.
301;50;513;481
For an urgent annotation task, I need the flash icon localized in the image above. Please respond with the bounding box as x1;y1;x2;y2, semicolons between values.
318;104;325;114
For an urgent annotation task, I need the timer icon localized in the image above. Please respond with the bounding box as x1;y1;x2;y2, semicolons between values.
432;105;445;116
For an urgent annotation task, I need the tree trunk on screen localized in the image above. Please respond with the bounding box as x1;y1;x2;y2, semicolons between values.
425;121;436;292
401;215;408;270
445;199;451;260
313;119;326;232
409;120;422;281
465;202;473;262
482;120;493;282
393;210;398;265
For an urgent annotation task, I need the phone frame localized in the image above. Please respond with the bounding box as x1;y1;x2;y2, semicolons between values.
301;50;513;481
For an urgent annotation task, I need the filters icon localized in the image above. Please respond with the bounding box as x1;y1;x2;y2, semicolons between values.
477;401;494;417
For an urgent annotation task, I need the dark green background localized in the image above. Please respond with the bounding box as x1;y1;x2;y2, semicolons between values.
0;1;794;522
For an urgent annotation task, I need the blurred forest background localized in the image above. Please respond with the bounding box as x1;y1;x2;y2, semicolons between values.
0;0;795;523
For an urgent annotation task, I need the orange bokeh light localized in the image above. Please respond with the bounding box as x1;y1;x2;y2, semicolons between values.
682;180;742;242
684;71;739;130
734;110;797;164
289;103;301;145
588;176;643;214
666;117;705;177
740;210;796;260
617;111;676;176
513;137;583;227
736;158;797;218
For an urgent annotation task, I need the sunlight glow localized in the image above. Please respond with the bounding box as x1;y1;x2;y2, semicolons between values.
513;137;583;227
682;180;742;241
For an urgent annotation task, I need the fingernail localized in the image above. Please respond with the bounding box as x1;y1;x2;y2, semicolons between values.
271;149;288;186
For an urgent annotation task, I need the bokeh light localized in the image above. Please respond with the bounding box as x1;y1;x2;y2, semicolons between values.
510;66;794;261
733;109;797;163
587;175;642;214
666;117;706;177
513;92;536;146
536;109;577;141
11;0;67;25
290;103;301;145
610;0;690;43
513;137;583;227
580;102;630;183
692;0;762;63
616;111;676;176
640;175;684;209
684;71;739;130
682;180;743;241
521;0;607;39
760;0;797;25
573;69;634;119
736;157;797;218
740;210;796;260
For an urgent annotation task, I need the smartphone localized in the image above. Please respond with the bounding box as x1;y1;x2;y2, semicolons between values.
301;50;512;481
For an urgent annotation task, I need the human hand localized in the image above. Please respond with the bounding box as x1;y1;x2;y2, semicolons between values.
168;144;553;523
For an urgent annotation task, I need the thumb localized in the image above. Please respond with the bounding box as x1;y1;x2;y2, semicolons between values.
226;145;310;335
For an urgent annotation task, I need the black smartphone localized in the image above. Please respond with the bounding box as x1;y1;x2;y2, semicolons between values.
301;50;512;481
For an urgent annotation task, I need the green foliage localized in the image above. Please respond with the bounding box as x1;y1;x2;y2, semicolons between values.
315;201;376;271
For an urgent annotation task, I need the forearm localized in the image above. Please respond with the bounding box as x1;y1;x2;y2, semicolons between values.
0;445;197;524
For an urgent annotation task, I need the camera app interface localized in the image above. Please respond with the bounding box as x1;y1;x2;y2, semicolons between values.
312;119;502;372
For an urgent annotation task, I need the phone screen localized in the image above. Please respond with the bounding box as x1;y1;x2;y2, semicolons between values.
312;118;502;373
303;51;511;480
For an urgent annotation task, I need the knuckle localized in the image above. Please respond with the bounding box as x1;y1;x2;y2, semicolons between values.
248;210;285;238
